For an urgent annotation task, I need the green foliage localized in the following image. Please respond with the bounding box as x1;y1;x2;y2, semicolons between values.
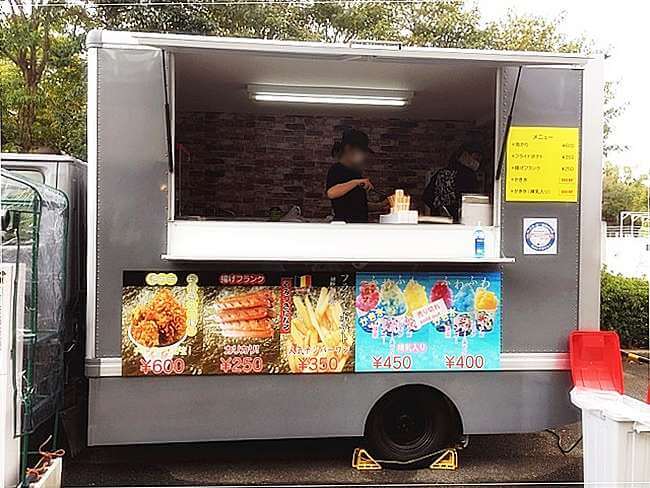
481;11;587;53
0;1;92;158
604;80;629;157
94;1;401;42
601;271;649;349
602;162;649;224
95;0;216;34
93;0;591;52
211;4;314;40
396;1;488;48
305;2;399;43
0;58;23;153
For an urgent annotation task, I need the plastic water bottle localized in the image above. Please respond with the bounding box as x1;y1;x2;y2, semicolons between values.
473;224;485;258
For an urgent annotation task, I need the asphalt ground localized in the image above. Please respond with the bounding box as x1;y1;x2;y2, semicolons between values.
64;360;648;487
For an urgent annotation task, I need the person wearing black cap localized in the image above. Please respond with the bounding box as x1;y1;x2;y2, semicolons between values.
326;129;387;223
422;142;483;222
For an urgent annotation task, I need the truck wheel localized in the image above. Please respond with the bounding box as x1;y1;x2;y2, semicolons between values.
364;385;460;469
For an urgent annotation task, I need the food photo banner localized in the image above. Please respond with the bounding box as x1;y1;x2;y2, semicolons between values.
355;272;502;372
121;270;502;376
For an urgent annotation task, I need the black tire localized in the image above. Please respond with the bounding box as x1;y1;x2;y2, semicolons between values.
364;386;460;469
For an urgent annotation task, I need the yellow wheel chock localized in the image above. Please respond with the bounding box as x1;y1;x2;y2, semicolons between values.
352;447;458;471
352;448;382;470
429;448;458;470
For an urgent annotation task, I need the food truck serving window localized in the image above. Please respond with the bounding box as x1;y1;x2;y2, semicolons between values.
154;41;583;262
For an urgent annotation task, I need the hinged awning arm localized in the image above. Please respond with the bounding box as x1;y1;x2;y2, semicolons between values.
495;66;523;181
161;50;174;174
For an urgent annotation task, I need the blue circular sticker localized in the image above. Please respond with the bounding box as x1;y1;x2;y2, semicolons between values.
525;221;556;252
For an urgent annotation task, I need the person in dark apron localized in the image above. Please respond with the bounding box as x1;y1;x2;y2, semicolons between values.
325;129;388;223
422;142;483;222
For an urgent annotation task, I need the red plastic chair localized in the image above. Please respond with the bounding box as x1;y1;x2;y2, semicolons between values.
569;331;624;394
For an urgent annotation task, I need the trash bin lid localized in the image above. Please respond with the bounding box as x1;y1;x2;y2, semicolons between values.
571;388;650;425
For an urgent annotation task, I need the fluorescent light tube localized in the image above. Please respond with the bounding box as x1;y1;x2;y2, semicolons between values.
252;94;408;106
248;84;412;107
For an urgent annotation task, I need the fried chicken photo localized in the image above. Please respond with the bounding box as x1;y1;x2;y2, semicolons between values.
130;288;187;347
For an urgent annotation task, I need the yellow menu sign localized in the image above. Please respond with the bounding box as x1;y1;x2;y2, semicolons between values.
506;126;580;202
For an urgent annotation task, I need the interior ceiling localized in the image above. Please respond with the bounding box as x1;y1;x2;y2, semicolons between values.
174;50;496;121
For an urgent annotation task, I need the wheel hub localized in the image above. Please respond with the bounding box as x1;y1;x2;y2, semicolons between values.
386;406;428;446
398;414;416;433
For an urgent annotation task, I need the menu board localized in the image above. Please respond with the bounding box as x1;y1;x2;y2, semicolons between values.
121;270;501;376
506;126;580;202
121;271;355;376
354;272;501;372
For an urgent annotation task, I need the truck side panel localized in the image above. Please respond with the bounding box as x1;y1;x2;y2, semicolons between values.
500;67;583;353
88;371;575;444
94;48;168;358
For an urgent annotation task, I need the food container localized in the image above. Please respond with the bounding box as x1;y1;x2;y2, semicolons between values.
460;194;492;226
380;211;418;224
129;325;187;362
381;189;418;224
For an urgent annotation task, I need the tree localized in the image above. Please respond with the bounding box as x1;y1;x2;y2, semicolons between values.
210;3;314;40
603;80;629;157
601;161;648;224
304;2;398;43
0;0;91;157
95;0;399;42
95;0;216;34
93;1;590;52
480;11;587;53
0;57;23;153
396;1;489;48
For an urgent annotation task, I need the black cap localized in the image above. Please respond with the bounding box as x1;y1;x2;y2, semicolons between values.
341;128;374;154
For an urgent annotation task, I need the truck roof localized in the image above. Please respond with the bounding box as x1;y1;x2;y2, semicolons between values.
1;152;86;165
87;29;596;67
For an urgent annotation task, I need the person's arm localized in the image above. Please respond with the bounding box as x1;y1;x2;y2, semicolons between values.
326;178;372;199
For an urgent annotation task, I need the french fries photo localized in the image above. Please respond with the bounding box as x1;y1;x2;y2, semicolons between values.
286;287;353;373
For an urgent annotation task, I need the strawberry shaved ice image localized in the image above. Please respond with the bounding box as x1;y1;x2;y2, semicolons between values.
430;281;453;308
356;281;380;312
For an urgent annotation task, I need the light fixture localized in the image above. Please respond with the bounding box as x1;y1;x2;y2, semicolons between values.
247;84;412;107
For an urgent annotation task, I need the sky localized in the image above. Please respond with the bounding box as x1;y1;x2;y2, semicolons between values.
478;0;649;175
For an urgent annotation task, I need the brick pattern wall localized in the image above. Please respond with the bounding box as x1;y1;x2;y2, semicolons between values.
176;112;492;220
